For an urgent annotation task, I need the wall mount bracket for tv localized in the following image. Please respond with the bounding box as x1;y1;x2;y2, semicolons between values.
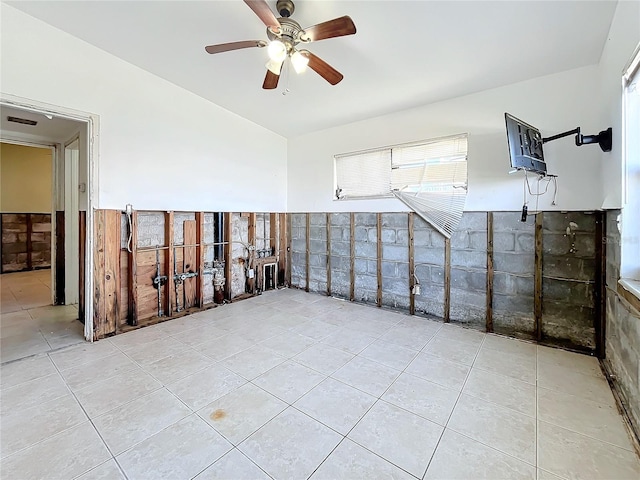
542;126;612;152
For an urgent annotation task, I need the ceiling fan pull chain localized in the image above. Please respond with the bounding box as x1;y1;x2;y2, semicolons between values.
282;59;291;95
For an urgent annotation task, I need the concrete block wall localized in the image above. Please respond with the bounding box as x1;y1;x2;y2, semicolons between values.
308;214;328;294
354;213;378;305
604;209;640;438
290;213;307;289
542;212;597;349
173;212;196;245
289;210;601;352
413;216;445;318
381;213;410;310
492;212;536;339
450;212;487;328
330;213;351;300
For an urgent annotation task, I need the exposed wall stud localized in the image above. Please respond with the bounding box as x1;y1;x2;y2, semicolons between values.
326;213;332;296
286;214;292;286
55;211;65;305
248;213;256;294
224;212;233;300
377;213;382;307
534;212;544;341
444;236;451;323
408;213;415;315
350;212;355;301
594;210;606;359
278;213;287;286
78;211;86;322
183;220;197;308
127;211;138;325
486;211;494;333
26;213;33;270
305;213;310;292
165;211;174;316
195;213;205;308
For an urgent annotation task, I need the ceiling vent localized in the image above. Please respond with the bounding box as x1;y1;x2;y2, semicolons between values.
7;116;37;126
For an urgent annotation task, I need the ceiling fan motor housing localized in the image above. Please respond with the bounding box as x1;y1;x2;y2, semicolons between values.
276;0;295;18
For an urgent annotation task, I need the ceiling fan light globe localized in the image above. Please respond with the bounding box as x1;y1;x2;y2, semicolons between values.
267;40;287;62
291;50;309;74
265;59;283;75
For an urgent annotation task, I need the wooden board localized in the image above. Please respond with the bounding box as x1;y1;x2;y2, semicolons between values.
92;210;105;338
136;248;167;321
195;213;205;308
305;213;310;292
326;213;332;296
534;212;544;341
224;212;233;300
183;220;197;309
78;211;86;322
594;211;606;359
119;250;129;330
350;213;355;301
486;212;494;333
127;211;138;326
444;237;451;323
408;213;415;315
278;213;287;286
93;210;121;339
55;211;65;305
165;211;174;317
248;213;256;294
376;213;382;307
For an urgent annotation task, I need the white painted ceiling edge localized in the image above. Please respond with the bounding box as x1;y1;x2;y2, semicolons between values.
6;0;618;138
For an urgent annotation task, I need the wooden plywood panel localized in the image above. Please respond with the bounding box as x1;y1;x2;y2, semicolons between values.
137;248;166;321
104;210;121;337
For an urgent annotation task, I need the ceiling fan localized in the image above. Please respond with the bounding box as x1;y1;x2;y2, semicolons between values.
205;0;356;89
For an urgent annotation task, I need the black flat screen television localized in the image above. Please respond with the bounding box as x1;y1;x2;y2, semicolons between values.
505;113;547;175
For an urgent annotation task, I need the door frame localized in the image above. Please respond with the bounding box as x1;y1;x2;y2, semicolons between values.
1;94;100;341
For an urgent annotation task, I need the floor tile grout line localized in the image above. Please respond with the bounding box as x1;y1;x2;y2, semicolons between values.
46;353;132;480
421;331;488;478
537;417;639;454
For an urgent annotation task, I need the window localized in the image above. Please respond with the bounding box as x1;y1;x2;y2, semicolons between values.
334;134;468;237
621;44;640;287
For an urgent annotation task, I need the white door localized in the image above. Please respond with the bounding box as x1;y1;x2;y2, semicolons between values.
64;138;79;305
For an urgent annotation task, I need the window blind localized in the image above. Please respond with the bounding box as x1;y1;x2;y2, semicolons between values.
333;133;468;238
334;148;392;199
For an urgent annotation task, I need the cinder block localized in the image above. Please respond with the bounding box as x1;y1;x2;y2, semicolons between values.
331;241;350;257
382;213;408;228
355;258;368;275
331;213;351;226
493;293;534;314
430;266;445;285
367;228;378;243
355;226;369;242
493;252;535;275
383;277;408;296
542;278;594;306
414;246;443;266
309;240;326;254
382;261;398;278
455;212;487;231
396;229;409;246
310;266;327;282
309;253;327;268
414;265;431;284
310;213;326;226
450;250;486;270
355;213;377;226
309;227;326;241
493;212;534;232
451;287;485;309
355;274;378;291
451;268;486;292
291;239;306;253
543;211;596;234
381;228;397;244
330;227;344;242
516;233;534;253
382;244;407;262
543;255;595;282
355;242;377;259
450;230;470;249
414;228;431;247
291;214;306;227
493;232;516;252
367;260;378;274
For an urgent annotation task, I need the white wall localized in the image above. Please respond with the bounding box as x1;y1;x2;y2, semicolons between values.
1;4;287;213
598;0;640;209
288;65;606;213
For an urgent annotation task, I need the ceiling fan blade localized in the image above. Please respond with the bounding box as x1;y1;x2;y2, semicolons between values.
205;40;266;54
304;51;344;85
263;70;280;89
302;16;356;42
244;0;281;31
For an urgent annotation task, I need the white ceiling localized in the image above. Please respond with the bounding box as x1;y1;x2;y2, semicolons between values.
7;1;617;138
1;105;84;142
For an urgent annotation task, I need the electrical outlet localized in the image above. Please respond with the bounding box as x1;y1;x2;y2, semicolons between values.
125;204;133;215
248;268;255;279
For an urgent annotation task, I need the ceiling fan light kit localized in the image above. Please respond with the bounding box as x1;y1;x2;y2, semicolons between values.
205;0;356;89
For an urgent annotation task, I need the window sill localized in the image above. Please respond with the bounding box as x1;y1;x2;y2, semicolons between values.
618;279;640;313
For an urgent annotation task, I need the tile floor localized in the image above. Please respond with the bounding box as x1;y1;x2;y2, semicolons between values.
1;270;84;363
1;287;639;479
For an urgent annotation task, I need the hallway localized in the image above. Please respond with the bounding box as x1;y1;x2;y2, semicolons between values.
1;269;84;363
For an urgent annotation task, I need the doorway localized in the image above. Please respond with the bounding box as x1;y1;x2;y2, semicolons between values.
0;98;97;360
